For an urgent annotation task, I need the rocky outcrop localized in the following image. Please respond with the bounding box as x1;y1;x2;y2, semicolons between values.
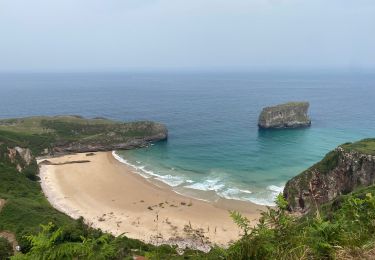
0;116;168;156
258;102;311;129
284;139;375;213
14;147;33;165
50;121;168;154
7;147;33;172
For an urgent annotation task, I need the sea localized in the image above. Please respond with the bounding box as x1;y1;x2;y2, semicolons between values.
1;71;375;205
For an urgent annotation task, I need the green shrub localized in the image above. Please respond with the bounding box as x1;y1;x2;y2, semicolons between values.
0;237;13;259
228;190;375;259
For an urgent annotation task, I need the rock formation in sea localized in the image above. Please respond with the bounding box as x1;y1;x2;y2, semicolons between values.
258;102;311;129
283;139;375;213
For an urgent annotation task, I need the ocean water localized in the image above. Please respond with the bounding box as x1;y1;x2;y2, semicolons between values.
1;72;375;205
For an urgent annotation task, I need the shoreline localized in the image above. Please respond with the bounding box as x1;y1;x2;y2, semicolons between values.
38;152;265;250
112;151;281;206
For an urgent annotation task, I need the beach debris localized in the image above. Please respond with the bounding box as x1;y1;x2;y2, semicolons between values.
85;153;95;156
147;206;153;211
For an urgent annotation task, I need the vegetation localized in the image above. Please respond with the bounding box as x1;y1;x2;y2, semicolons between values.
1;118;375;259
227;190;375;259
0;237;13;259
0;116;216;259
341;138;375;155
0;116;167;153
8;185;375;259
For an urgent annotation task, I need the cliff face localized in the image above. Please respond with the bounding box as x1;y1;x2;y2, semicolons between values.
7;147;33;172
258;102;311;129
284;139;375;213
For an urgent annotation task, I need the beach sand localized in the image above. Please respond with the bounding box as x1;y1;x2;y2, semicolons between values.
38;152;265;250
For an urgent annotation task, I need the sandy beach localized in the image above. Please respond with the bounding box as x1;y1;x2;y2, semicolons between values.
38;152;265;250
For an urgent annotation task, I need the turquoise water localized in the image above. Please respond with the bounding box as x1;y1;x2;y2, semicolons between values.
1;72;375;205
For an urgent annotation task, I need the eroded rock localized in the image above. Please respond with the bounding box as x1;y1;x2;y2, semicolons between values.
284;139;375;213
258;102;311;129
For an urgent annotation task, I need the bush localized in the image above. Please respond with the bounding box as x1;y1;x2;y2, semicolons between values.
227;191;375;259
0;237;13;259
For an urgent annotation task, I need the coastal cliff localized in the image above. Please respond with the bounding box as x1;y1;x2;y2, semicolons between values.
0;116;167;155
284;139;375;213
258;102;311;129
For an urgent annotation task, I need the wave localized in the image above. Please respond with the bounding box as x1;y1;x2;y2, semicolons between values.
184;178;225;192
112;151;284;206
112;151;185;187
267;185;284;193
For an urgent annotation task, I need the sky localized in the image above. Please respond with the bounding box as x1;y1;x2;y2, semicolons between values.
0;0;374;72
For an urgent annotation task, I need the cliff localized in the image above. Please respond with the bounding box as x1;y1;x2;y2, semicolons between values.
284;138;375;213
0;116;167;154
258;102;311;129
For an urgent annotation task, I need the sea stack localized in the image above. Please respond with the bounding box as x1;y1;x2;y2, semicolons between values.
258;102;311;129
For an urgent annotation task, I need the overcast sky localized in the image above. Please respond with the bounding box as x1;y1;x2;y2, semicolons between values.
0;0;374;72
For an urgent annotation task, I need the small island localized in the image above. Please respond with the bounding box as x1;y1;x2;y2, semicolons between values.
258;102;311;129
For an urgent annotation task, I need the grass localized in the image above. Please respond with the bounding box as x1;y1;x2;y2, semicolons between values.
0;152;76;252
1;117;375;259
341;138;375;156
0;116;223;259
0;116;167;160
0;116;166;142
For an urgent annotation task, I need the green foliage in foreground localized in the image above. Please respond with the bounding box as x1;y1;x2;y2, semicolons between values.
10;188;375;259
11;222;224;260
11;223;131;260
227;192;375;259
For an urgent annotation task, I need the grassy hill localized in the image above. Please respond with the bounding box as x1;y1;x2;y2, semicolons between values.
0;116;168;154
